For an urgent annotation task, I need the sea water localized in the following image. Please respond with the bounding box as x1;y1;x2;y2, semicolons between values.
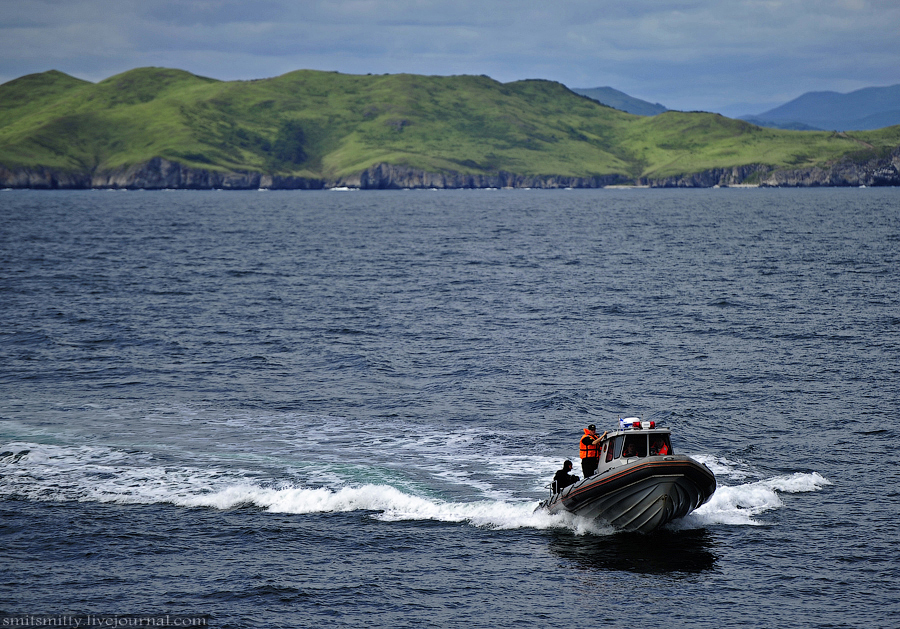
1;188;898;628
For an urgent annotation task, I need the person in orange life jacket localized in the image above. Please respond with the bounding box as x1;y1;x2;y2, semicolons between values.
552;460;579;493
650;438;670;456
579;424;607;477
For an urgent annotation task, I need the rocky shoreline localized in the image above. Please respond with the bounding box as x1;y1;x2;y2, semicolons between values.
3;148;899;190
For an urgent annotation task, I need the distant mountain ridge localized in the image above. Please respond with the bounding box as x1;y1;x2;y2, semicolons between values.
571;87;667;116
742;84;900;131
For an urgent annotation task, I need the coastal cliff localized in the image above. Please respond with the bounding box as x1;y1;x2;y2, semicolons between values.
640;146;900;187
0;159;629;190
342;163;628;189
3;148;898;190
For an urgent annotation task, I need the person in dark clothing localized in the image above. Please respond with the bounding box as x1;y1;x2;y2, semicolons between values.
552;460;580;493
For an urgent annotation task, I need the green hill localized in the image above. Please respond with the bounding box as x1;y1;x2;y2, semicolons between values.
1;67;899;188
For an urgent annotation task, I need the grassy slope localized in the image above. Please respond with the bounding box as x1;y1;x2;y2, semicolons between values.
1;67;898;180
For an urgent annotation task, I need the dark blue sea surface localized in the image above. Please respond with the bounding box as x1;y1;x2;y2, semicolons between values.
1;188;898;628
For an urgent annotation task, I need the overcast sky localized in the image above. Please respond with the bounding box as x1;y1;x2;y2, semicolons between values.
2;0;898;116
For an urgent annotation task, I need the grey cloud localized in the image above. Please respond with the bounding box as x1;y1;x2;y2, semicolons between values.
1;0;897;113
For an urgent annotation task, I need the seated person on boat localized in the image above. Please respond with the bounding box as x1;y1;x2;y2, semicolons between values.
552;460;579;493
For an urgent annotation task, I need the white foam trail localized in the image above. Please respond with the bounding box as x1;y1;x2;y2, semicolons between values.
173;483;616;535
1;442;832;534
0;442;253;505
0;442;607;533
692;454;755;481
679;471;832;528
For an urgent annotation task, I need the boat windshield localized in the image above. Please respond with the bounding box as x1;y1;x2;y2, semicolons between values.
603;437;622;463
622;434;647;458
607;433;674;460
607;436;623;461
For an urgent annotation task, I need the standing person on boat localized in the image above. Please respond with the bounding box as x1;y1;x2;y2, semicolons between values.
552;460;579;493
579;424;607;478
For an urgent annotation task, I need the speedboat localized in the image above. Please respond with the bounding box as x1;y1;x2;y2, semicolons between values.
537;418;716;532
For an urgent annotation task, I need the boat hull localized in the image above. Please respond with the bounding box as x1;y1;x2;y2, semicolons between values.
538;456;716;533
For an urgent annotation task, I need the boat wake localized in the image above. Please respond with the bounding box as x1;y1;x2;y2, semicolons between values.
1;442;830;534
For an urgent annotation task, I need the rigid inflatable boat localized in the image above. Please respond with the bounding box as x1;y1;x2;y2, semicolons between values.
537;418;716;532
